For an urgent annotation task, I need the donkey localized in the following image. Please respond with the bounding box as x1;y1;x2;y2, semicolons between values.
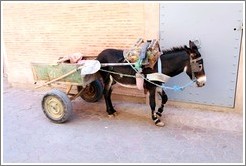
96;40;206;126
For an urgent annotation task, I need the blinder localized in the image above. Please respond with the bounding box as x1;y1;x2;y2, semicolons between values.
190;57;203;72
190;56;203;80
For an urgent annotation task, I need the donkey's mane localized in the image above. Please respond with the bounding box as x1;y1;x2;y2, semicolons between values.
162;46;187;54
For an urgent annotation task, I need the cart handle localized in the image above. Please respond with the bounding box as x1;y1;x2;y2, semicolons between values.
100;62;149;67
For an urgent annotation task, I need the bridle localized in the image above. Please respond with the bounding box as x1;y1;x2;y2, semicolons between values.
189;53;204;80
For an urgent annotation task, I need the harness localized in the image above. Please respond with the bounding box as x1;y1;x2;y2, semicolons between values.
100;39;203;92
190;56;203;80
157;56;195;91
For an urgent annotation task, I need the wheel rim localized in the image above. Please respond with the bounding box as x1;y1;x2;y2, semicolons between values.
85;85;96;96
44;96;65;120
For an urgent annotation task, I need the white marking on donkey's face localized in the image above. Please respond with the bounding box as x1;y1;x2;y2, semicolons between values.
196;75;207;87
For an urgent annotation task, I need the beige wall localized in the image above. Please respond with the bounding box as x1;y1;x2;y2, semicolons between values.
2;2;159;84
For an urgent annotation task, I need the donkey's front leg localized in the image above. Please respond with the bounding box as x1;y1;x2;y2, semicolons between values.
149;88;165;127
156;89;168;118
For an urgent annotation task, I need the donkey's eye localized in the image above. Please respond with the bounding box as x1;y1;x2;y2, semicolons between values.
190;53;196;58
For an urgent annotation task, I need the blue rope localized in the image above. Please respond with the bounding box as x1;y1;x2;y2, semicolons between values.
161;79;196;92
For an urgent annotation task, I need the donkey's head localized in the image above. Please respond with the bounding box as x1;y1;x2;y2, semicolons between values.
184;41;206;87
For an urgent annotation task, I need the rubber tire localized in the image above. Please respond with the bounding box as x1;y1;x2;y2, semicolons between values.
42;89;72;123
77;79;103;103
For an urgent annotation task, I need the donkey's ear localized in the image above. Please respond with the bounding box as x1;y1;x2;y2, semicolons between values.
189;40;198;50
184;45;191;53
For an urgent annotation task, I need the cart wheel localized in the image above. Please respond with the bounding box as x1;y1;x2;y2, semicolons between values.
42;89;72;123
77;79;103;102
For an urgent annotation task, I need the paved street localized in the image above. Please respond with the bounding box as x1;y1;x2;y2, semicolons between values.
2;78;244;164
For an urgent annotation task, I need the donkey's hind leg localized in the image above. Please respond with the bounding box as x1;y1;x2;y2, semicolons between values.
156;89;168;118
102;75;117;117
149;88;165;127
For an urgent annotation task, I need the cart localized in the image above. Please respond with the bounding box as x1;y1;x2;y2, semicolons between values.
31;59;104;123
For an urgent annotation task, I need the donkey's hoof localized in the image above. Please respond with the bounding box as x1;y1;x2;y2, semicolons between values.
108;114;114;118
155;121;165;127
108;112;118;118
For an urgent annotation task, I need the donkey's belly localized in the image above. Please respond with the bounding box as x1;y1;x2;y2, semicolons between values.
115;81;138;89
112;75;137;88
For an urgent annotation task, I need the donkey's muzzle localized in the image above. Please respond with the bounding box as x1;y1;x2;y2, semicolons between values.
196;75;206;87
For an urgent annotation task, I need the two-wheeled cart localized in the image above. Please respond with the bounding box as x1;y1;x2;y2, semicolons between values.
31;59;104;123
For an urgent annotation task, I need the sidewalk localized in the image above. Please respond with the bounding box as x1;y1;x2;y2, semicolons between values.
2;78;244;164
